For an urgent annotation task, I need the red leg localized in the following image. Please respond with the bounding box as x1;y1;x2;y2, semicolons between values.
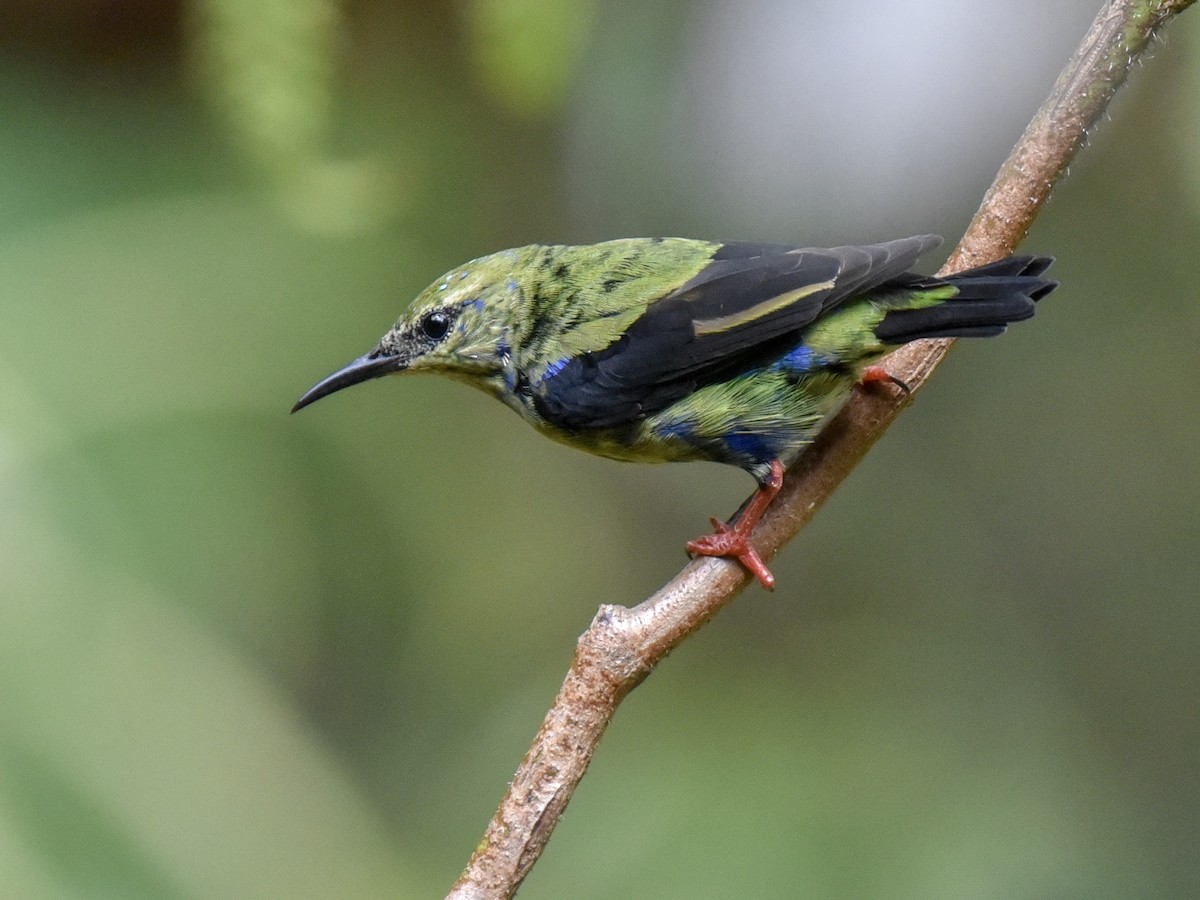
686;459;784;590
861;364;911;394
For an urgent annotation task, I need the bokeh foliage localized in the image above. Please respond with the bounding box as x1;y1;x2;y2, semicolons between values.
1;1;1197;897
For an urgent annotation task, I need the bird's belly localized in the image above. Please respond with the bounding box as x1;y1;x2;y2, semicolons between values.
536;421;705;467
538;370;858;473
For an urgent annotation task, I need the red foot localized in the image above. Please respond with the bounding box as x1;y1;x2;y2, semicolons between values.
685;459;784;591
688;525;776;590
860;365;911;394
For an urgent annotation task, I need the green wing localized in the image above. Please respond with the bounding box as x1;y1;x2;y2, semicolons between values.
531;235;942;430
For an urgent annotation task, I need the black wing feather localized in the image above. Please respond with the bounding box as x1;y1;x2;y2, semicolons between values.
533;235;943;430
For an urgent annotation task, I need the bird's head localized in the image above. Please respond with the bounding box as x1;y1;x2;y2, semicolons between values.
292;251;528;413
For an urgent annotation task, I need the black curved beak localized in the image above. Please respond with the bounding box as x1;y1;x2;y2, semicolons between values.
291;352;405;413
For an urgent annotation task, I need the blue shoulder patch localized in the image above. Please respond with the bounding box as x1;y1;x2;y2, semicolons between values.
779;344;816;373
540;357;569;383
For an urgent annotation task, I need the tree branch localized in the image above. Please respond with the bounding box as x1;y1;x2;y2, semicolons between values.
446;2;1195;897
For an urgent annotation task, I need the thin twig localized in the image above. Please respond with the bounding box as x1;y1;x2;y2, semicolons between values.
446;2;1195;897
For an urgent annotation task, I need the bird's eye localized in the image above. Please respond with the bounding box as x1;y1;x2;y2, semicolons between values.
420;309;452;341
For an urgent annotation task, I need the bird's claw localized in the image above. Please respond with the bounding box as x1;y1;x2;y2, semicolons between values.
860;364;911;394
687;528;776;591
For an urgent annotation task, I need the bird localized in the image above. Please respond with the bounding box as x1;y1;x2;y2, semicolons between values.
293;235;1056;590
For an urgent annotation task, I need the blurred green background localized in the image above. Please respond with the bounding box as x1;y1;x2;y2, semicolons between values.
1;1;1197;897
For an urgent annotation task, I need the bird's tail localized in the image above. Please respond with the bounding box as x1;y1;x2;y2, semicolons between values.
873;256;1057;344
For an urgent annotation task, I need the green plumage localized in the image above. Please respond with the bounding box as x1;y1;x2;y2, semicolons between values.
294;235;1056;588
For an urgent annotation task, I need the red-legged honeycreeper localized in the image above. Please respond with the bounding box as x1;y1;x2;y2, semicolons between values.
293;235;1056;589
